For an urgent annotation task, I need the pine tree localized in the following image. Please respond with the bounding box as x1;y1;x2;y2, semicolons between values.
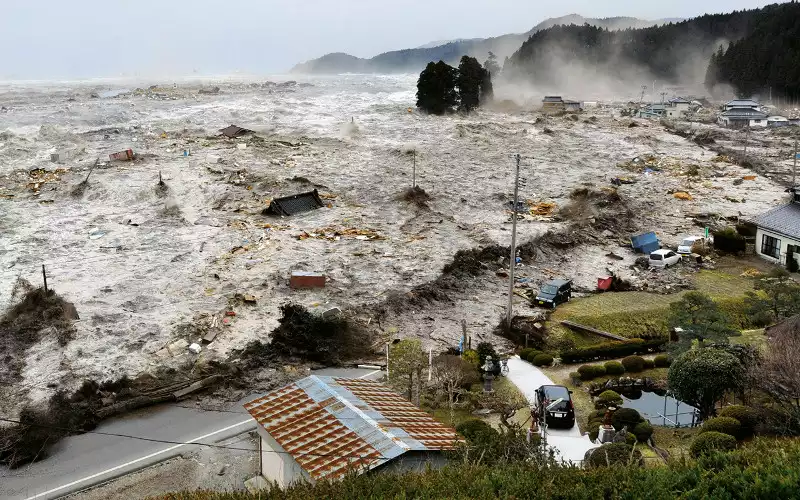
484;51;501;76
457;56;484;112
416;61;458;115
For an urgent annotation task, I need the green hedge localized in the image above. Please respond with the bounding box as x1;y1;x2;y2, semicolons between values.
611;408;644;432
633;421;654;443
163;439;800;498
701;417;743;441
560;339;667;364
653;354;671;367
587;443;643;467
595;390;623;409
604;361;625;375
578;364;607;381
691;431;737;457
532;353;554;366
621;355;645;373
520;348;541;363
718;406;759;438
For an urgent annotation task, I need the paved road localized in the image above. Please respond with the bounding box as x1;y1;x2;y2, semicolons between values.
506;357;599;464
0;367;382;500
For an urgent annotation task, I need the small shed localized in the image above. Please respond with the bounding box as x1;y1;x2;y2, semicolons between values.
542;96;565;112
243;376;461;488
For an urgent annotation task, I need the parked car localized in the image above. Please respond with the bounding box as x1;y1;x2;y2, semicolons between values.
677;236;707;254
535;279;572;309
649;249;682;268
534;384;575;429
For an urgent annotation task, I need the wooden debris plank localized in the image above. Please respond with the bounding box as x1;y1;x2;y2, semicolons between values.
560;320;628;341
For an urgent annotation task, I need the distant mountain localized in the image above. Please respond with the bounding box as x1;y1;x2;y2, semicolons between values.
503;2;799;98
290;14;683;74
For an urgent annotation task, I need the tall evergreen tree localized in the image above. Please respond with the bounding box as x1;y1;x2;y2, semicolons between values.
457;56;485;112
484;51;501;77
416;61;458;115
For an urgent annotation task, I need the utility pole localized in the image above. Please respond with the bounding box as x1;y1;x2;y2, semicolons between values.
743;124;750;162
412;150;416;188
793;136;798;187
660;91;667;105
639;85;647;107
42;264;48;293
506;153;521;329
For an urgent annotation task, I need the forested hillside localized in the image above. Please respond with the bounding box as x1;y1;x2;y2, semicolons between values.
706;2;800;100
505;3;800;98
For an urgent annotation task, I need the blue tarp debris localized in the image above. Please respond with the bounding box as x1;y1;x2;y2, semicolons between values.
631;232;660;254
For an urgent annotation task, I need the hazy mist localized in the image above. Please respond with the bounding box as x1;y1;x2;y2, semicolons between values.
0;0;780;80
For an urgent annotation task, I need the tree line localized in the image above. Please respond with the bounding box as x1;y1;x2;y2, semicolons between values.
416;56;493;115
504;2;800;100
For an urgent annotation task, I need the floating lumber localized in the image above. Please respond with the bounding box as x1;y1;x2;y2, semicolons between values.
560;320;627;341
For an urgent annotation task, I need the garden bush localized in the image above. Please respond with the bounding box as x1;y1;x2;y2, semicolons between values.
604;360;625;375
587;443;643;467
611;408;644;431
520;348;540;362
718;406;759;438
568;371;581;385
633;421;654;443
456;419;498;442
654;354;671;367
531;353;554;367
595;390;623;409
700;417;743;440
643;358;656;369
578;364;608;380
621;355;646;373
690;431;737;457
626;432;637;445
560;338;667;364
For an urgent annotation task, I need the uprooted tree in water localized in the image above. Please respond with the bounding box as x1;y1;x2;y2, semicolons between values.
416;57;493;114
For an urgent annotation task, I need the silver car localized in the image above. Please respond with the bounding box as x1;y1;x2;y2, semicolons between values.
649;249;682;268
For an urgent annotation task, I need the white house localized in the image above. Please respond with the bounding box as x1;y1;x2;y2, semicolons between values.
243;376;460;489
752;188;800;272
767;115;791;127
718;107;769;128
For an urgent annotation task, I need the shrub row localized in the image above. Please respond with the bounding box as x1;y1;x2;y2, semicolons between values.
560;338;667;364
519;348;554;367
578;355;660;381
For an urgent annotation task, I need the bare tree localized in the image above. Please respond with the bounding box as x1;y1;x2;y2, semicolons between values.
761;326;800;432
477;384;528;429
432;355;479;424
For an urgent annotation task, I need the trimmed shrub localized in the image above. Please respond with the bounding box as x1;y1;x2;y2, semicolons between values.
713;227;746;254
595;390;623;409
626;432;637;446
531;353;554;366
718;405;759;438
621;355;646;373
604;360;625;375
560;338;668;364
588;443;643;467
568;371;581;385
456;418;498;442
633;421;654;443
643;358;656;369
654;354;671;367
520;348;540;362
611;408;644;431
690;431;737;457
578;365;596;381
700;417;743;440
591;364;607;377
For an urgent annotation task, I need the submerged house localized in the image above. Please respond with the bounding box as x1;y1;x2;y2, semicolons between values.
751;187;800;272
718;107;769;128
243;376;461;488
638;98;691;119
541;96;583;113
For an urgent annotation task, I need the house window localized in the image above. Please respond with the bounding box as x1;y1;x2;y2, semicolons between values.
761;234;781;259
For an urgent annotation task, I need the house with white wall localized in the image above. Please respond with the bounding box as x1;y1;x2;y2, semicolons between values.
243;376;461;489
718;107;769;128
752;188;800;272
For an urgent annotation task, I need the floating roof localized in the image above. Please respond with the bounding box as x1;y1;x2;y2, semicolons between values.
543;96;563;102
265;189;324;216
219;125;254;138
243;376;461;481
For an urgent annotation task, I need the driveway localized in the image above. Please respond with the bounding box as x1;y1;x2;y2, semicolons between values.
0;367;382;500
506;356;599;464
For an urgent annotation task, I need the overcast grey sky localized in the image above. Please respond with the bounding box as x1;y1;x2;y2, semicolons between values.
0;0;781;80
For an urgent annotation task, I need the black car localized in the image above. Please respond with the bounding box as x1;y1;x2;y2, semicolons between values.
535;279;572;309
534;384;575;429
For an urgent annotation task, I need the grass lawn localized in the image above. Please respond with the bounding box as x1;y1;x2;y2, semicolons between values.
652;426;701;460
732;328;767;350
548;266;757;345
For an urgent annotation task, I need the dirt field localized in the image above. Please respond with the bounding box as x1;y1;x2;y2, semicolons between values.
0;76;793;414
